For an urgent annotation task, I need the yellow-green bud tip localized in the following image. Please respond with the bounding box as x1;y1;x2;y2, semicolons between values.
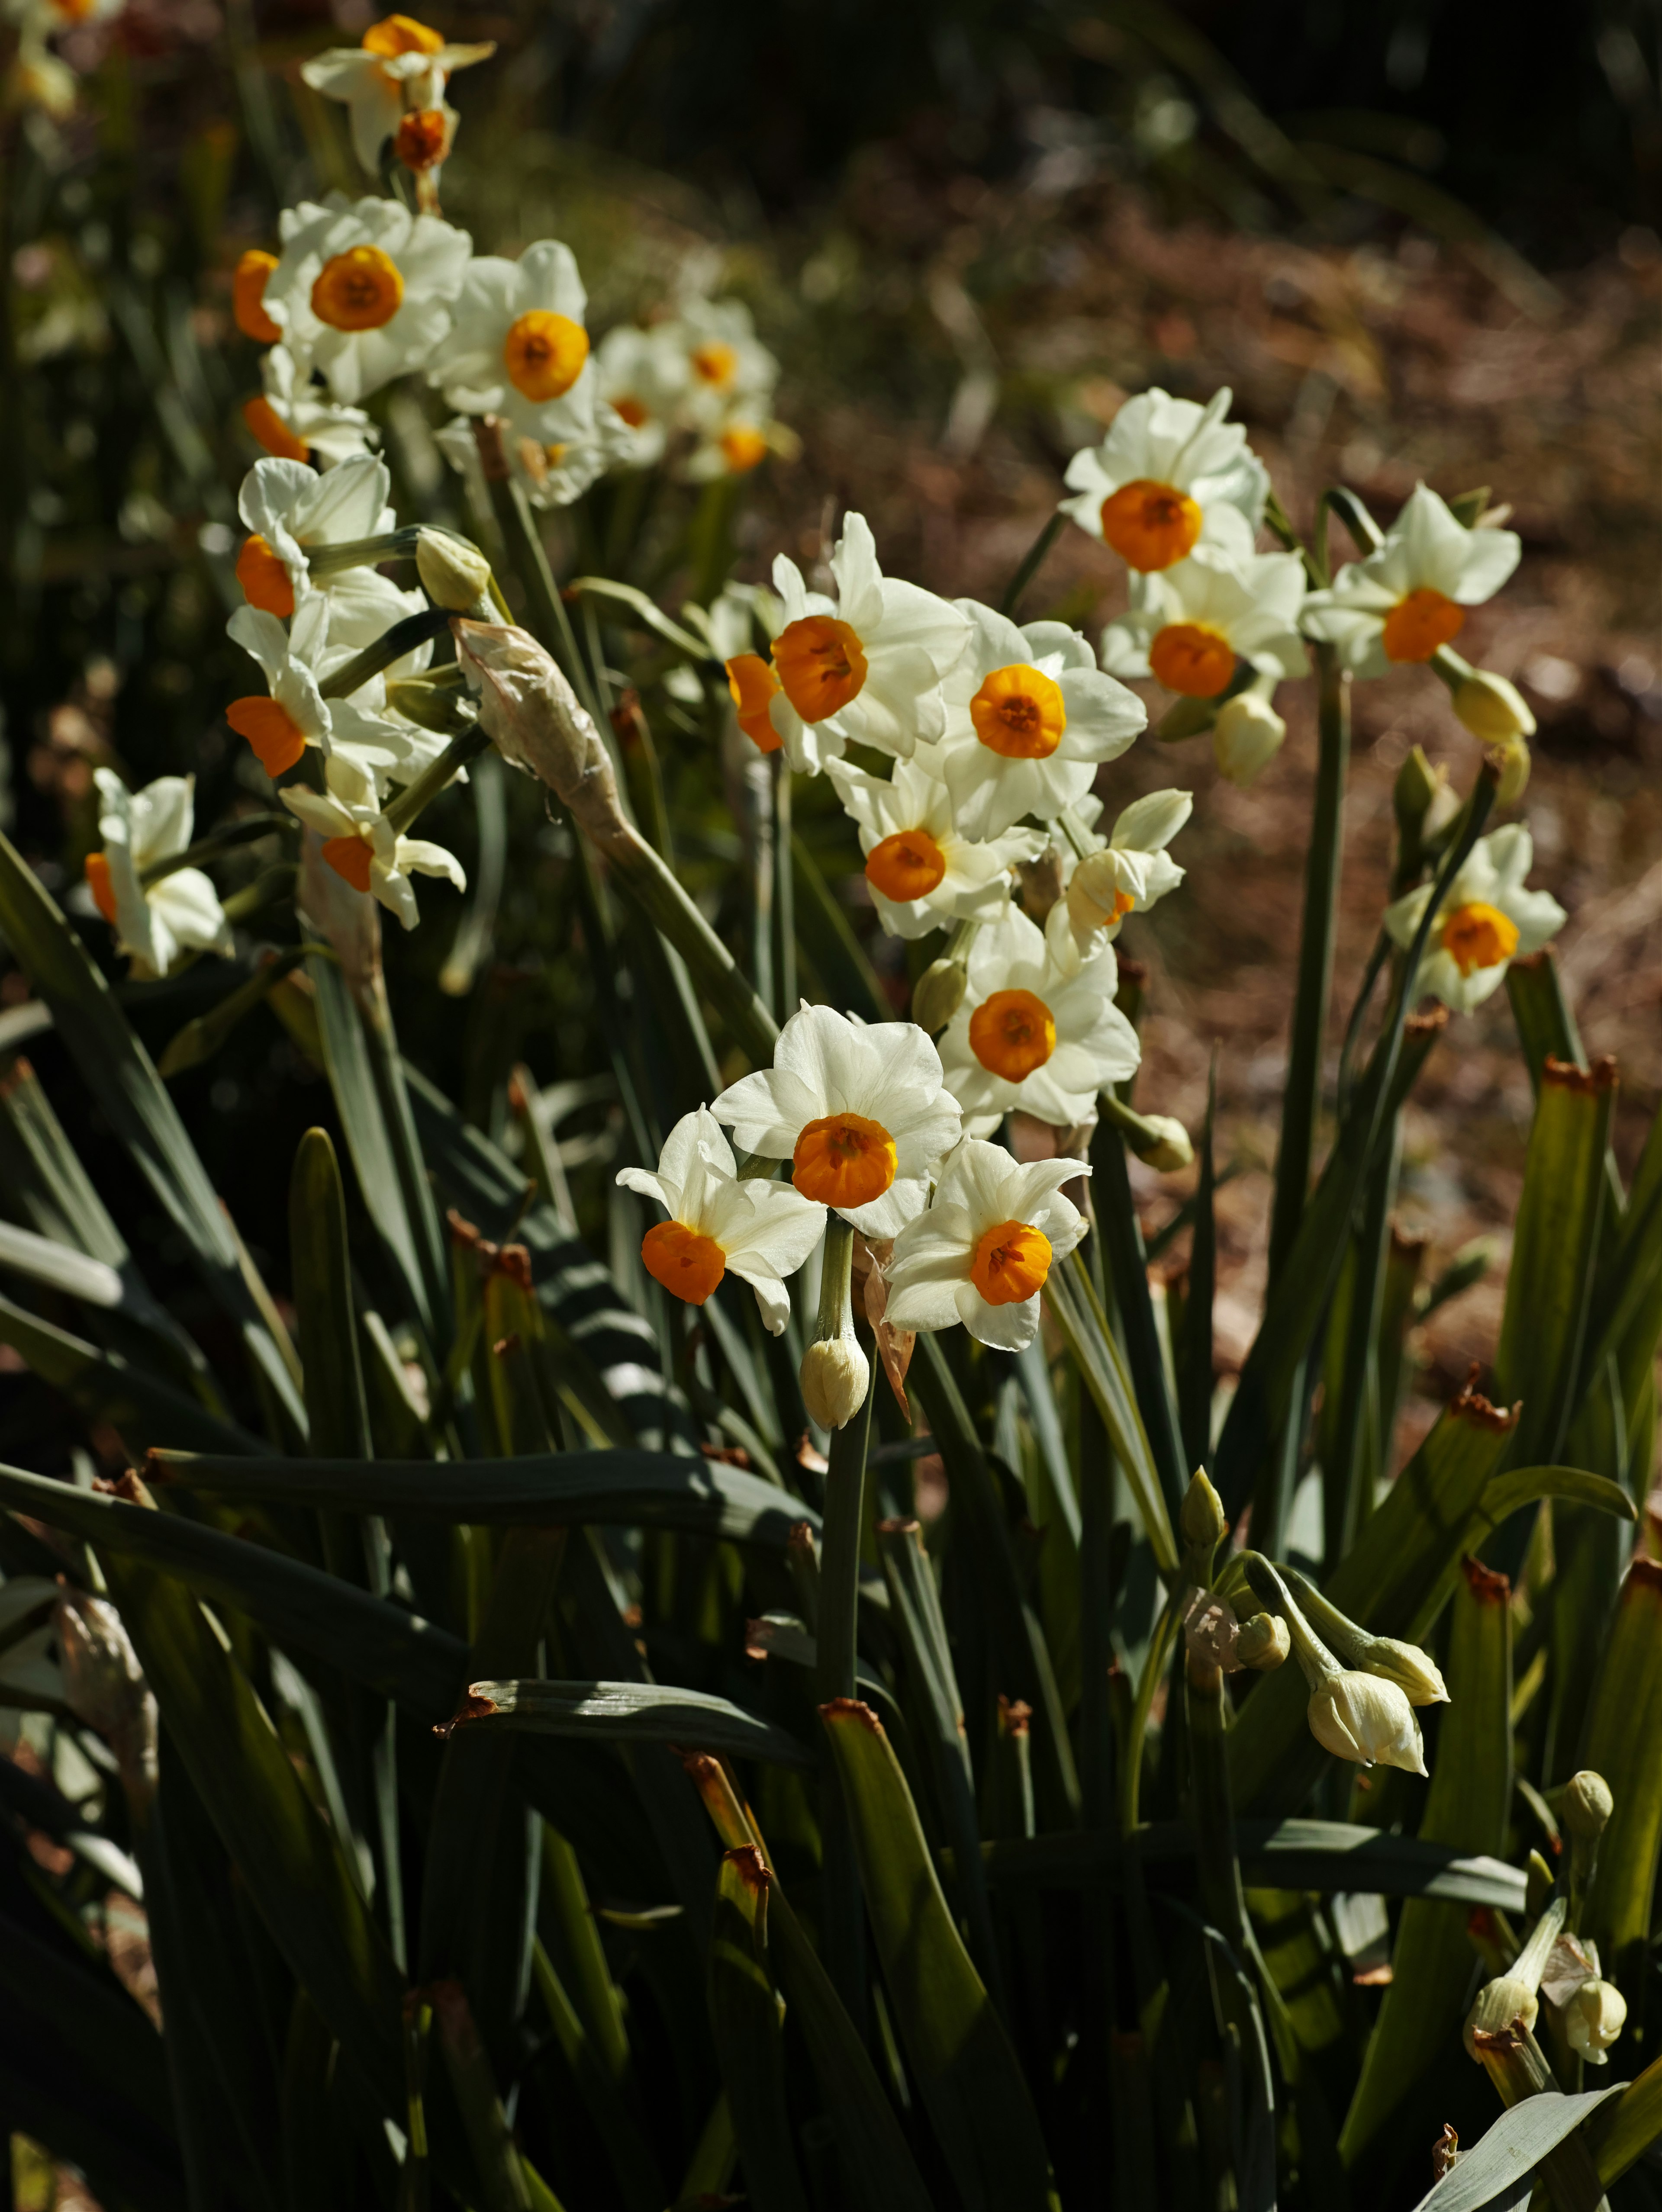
1180;1468;1227;1550
1235;1613;1290;1671
417;528;495;613
1561;1769;1614;1841
911;956;967;1035
1453;668;1536;745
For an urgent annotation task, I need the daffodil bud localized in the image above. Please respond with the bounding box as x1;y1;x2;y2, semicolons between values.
417;529;496;614
1279;1566;1448;1705
1211;687;1286;788
1127;1112;1194;1172
1463;1895;1566;2058
1463;1976;1540;2059
454;621;630;850
1181;1469;1227;1553
800;1333;870;1431
1307;1670;1427;1775
1563;1978;1627;2064
911;955;967;1035
1561;1770;1614;1842
1453;669;1536;745
1235;1613;1290;1671
55;1591;158;1802
1490;735;1531;807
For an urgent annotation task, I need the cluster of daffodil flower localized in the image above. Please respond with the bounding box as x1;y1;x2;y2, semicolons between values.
224;15;787;512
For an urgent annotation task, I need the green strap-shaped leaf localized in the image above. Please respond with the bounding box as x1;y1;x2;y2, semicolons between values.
93;1531;407;2119
0;1291;264;1457
1495;1058;1616;1473
818;1699;1052;2212
1340;1556;1514;2159
0;828;304;1432
707;1850;810;2212
1582;1558;1662;2003
453;1678;815;1771
290;1129;373;1460
1226;1386;1517;1815
1408;2083;1627;2211
1589;2051;1662;2186
152;1447;817;1547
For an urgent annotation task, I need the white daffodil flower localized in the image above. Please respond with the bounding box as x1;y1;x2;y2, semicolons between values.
1060;386;1268;572
427;241;597;440
885;1138;1089;1353
593;323;689;466
1103;547;1308;697
825;756;1044;940
299;15;494;175
765;513;970;774
1212;677;1288;786
925;601;1146;841
939;907;1140;1132
279;778;464;929
1383;825;1566;1014
225;598;409;795
85;769;232;981
435;408;634;515
262;195;471;406
242;344;379;469
1301;484;1523;679
1565;1979;1627;2065
670;298;779;430
615;1107;825;1334
1050;788;1192;969
234;453;427;655
682;409;797;482
712;1002;962;1240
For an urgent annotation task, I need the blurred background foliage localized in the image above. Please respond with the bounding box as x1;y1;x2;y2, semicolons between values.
0;0;1659;1444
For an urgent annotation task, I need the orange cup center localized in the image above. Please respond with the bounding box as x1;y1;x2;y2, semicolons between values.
1099;479;1203;571
970;1219;1053;1305
772;616;869;722
969;989;1057;1082
792;1112;897;1210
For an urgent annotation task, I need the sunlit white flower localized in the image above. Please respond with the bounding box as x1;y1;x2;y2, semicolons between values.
1565;1978;1627;2065
85;769;232;980
712;1002;962;1239
885;1138;1089;1352
435;408;633;514
242;344;379;468
262;195;471;406
4;38;77;118
1103;548;1307;697
615;1107;825;1334
593;323;689;466
825;756;1043;940
300;15;494;175
1050;788;1192;969
1301;485;1522;679
939;908;1140;1132
225;598;410;796
926;602;1145;841
235;454;428;655
764;514;970;775
1307;1669;1426;1775
427;241;596;439
1060;386;1268;572
1383;824;1565;1014
670;297;779;430
280;778;464;929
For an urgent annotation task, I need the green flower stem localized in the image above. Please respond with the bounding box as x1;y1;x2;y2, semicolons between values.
319;608;454;701
998;509;1065;617
305;526;425;579
1267;637;1349;1285
1118;1590;1181;1833
137;811;295;889
813;1225;873;1711
773;753;796;1021
1185;1649;1248;1954
1324;485;1385;558
479;455;608;735
383;726;493;837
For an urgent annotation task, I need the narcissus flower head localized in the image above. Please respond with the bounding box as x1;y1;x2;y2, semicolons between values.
225;597;422;797
615;1107;825;1334
765;513;970;774
300;16;495;175
673;296;779;429
940;907;1140;1132
85;769;232;980
1564;1978;1627;2064
1212;680;1288;786
1383;825;1565;1014
593;322;689;466
884;1137;1089;1352
236;453;422;652
427;241;596;438
1053;788;1192;968
825;756;1043;940
1103;548;1308;697
1307;1669;1427;1775
1301;484;1523;679
711;1002;962;1239
928;601;1146;841
242;344;379;468
1060;386;1268;571
262;195;471;406
280;774;464;929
